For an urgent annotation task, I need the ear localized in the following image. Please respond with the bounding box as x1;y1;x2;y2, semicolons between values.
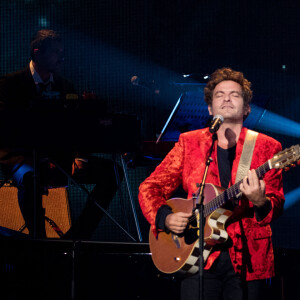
208;105;213;116
244;104;251;117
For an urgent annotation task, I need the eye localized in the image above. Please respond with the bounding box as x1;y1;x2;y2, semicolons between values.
231;92;241;97
214;92;224;98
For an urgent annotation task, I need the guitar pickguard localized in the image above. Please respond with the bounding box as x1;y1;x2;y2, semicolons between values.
205;208;232;245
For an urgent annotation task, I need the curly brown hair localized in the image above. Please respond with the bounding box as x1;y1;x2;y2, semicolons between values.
204;67;253;106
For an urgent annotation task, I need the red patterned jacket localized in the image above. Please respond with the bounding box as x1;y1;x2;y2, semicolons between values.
138;127;285;280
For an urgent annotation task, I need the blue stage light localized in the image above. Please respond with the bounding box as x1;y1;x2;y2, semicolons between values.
284;187;300;210
254;105;300;138
38;17;49;28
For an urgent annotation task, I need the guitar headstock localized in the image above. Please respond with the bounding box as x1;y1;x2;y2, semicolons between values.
269;144;300;170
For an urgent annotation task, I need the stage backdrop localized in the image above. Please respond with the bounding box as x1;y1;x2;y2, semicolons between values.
0;0;299;249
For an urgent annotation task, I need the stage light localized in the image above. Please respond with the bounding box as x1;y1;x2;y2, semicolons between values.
38;17;49;28
284;187;300;210
254;105;300;138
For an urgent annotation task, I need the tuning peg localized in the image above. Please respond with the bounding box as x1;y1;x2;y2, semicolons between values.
297;160;300;165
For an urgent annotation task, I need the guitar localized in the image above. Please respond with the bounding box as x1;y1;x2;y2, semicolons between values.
149;145;300;276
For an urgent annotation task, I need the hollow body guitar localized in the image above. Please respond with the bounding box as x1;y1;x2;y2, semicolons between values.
149;183;231;276
149;145;300;276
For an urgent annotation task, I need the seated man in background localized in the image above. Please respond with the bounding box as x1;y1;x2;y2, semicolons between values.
0;29;122;239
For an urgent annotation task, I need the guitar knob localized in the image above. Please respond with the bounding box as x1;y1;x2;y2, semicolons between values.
297;160;300;165
284;167;290;172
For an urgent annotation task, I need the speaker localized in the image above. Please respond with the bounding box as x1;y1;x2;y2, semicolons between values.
0;185;71;238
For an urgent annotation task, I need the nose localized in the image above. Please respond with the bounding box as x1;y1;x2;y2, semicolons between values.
224;93;231;101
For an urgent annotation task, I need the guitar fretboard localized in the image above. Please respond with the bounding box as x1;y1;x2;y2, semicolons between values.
203;160;271;217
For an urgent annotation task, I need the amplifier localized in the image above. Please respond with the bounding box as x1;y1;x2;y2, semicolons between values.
0;185;71;237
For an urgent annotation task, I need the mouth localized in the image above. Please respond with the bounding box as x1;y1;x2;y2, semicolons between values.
221;105;234;109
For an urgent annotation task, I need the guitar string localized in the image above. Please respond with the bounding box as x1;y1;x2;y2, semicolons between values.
187;149;300;225
187;161;270;224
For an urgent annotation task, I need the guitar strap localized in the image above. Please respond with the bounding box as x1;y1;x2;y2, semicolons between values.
235;129;258;184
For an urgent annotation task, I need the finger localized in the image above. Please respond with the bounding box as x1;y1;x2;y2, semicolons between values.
241;176;253;195
260;179;266;193
170;224;187;233
177;212;193;218
250;169;260;187
240;182;244;193
241;176;249;190
247;170;256;187
170;220;187;227
173;213;190;222
170;216;188;227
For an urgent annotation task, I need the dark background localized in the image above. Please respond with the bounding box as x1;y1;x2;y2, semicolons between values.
0;0;300;248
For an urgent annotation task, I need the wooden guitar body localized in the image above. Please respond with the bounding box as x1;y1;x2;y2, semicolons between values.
149;183;232;275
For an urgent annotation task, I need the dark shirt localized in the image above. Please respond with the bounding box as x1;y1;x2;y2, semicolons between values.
217;145;236;189
0;66;76;169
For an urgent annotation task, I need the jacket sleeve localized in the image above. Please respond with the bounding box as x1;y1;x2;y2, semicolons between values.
138;135;185;234
255;137;285;226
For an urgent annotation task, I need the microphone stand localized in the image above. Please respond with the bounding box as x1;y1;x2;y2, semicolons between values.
194;133;217;300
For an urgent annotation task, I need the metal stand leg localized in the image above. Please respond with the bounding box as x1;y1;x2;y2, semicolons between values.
119;154;143;242
49;157;140;242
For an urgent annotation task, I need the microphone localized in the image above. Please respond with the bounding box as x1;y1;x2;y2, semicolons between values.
209;115;224;133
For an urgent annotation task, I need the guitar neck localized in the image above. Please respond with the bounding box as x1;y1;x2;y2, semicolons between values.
203;160;271;217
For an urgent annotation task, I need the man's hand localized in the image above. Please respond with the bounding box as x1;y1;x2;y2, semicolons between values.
165;212;192;234
240;169;268;207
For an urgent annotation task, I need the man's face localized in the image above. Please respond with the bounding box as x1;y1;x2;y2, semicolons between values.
208;80;250;123
36;40;64;73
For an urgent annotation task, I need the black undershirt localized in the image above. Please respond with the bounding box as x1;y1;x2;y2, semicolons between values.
217;145;236;189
